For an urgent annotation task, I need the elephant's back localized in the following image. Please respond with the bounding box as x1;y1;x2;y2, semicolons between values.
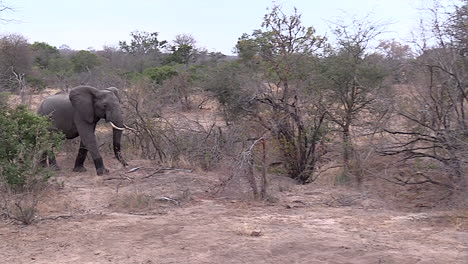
38;94;71;115
38;94;78;139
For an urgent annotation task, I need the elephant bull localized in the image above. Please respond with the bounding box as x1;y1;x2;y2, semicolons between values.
37;85;128;175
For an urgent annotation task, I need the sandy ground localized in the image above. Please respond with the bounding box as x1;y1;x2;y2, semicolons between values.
0;153;467;264
2;89;467;263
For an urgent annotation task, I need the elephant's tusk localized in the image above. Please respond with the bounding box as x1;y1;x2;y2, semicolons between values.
110;122;125;131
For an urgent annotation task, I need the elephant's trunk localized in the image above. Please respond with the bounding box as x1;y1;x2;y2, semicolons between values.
109;113;126;167
112;128;128;167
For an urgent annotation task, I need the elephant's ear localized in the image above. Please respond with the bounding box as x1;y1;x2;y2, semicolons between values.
69;86;96;123
104;87;120;102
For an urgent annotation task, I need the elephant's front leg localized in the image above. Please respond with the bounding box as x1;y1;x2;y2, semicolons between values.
76;122;109;175
73;141;88;172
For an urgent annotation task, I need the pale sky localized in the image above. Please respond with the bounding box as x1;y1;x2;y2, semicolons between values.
1;0;434;55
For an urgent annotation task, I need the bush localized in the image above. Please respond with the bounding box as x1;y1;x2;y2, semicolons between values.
26;75;47;91
0;106;64;224
143;65;178;84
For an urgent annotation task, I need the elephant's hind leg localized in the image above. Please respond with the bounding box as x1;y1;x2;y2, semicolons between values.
73;141;88;172
39;151;60;171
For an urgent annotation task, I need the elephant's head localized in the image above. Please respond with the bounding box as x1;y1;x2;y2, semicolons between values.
69;86;128;167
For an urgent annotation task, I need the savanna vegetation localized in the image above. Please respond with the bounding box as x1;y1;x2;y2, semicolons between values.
0;1;466;222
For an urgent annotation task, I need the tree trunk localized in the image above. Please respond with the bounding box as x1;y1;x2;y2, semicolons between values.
260;139;268;199
341;123;353;184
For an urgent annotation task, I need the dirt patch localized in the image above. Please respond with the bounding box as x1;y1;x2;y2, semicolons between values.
1;155;467;264
2;89;467;263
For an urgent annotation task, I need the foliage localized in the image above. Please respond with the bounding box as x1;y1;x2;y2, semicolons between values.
71;50;101;73
46;56;74;89
0;106;63;189
165;34;198;65
119;31;167;55
118;31;168;72
30;42;60;69
0;106;64;224
165;44;195;65
25;74;46;91
203;61;258;122
142;65;178;84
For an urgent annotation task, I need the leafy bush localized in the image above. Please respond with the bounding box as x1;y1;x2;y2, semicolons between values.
0;106;64;224
0;106;63;189
142;65;178;84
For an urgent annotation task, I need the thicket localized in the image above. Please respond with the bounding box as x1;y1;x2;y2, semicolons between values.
0;105;63;224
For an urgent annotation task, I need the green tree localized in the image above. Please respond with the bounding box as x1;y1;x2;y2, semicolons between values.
47;57;74;89
119;31;168;72
119;31;167;54
165;34;198;65
30;42;60;69
71;50;100;73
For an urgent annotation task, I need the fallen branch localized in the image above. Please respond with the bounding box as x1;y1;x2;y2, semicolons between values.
40;215;74;221
142;168;192;179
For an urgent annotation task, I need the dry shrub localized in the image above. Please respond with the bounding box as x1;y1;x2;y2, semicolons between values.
214;125;271;200
120;79;278;200
0;184;48;224
357;151;457;209
121;78;232;170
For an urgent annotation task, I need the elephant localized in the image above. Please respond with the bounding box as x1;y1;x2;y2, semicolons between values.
37;85;128;175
